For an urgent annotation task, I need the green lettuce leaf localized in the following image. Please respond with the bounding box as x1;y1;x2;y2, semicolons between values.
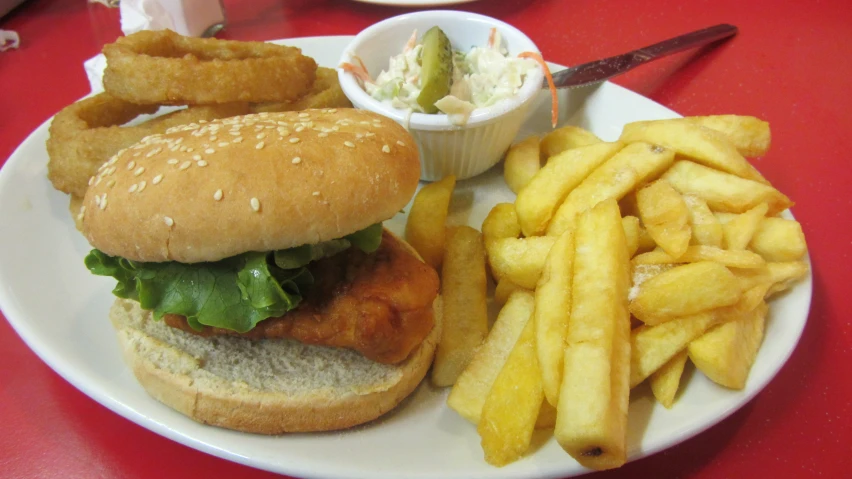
85;223;384;332
345;223;384;253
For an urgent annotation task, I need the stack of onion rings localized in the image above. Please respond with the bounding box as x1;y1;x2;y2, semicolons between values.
252;67;352;113
47;92;249;198
103;29;317;105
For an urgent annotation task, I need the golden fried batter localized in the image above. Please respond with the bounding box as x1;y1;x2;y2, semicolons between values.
165;231;440;364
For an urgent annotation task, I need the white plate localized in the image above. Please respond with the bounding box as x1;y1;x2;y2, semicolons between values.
351;0;480;6
0;36;811;479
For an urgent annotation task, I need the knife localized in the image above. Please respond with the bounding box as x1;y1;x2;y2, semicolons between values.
548;24;738;89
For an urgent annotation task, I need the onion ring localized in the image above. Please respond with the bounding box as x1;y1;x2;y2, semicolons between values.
251;67;352;113
47;92;249;198
103;29;317;105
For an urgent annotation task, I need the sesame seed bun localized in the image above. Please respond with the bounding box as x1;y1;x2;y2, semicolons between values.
81;108;420;263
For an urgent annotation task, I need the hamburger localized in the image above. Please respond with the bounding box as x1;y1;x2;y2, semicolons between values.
79;108;441;433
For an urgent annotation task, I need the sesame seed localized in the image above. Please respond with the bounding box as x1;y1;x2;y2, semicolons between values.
167;158;178;165
256;133;266;139
138;181;147;192
152;174;163;184
289;138;300;144
128;184;138;193
356;133;364;139
332;126;339;131
213;189;223;201
292;157;302;164
107;179;116;188
397;140;406;147
256;141;265;150
133;151;142;157
175;138;183;144
197;160;208;167
382;145;390;153
318;132;328;138
179;146;188;152
134;167;145;176
218;142;230;147
298;112;310;118
365;132;375;137
312;191;320;196
163;216;174;227
233;137;243;143
186;148;194;152
210;136;218;141
179;161;191;170
328;109;337;113
88;176;95;186
127;160;136;170
295;126;305;133
93;195;101;207
205;148;215;154
344;141;355;148
250;197;261;212
192;154;202;161
360;121;370;125
229;131;241;136
99;195;107;210
145;148;161;157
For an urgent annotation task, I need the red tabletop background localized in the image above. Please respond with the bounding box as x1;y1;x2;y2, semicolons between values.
1;0;850;478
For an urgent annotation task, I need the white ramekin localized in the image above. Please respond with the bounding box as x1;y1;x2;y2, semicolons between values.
338;10;544;181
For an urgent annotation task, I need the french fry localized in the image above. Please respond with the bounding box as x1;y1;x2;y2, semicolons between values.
719;203;769;250
536;400;557;429
636;180;691;258
487;236;556;289
632;263;676;290
619;119;767;183
649;349;688;408
689;115;771;157
482;203;522;275
632;245;766;269
733;261;809;298
482;203;522;245
662;160;793;215
494;277;529;306
534;230;575;406
683;194;723;247
630;310;717;388
621;216;641;258
447;291;535;424
479;319;543;466
503;136;541;194
629;262;742;325
515;142;623;236
540;125;601;158
555;199;631;471
749;217;808;262
405;175;456;269
432;226;489;387
547;142;676;236
688;302;768;389
629;289;763;387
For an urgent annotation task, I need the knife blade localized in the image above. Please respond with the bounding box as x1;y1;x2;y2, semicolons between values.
548;24;738;89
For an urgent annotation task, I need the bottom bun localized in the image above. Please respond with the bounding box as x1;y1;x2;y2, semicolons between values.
110;295;441;434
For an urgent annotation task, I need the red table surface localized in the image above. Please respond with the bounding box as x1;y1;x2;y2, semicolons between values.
1;0;850;478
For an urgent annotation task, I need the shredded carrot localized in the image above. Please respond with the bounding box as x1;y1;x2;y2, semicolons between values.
340;55;372;84
487;27;497;49
404;29;418;52
519;51;558;128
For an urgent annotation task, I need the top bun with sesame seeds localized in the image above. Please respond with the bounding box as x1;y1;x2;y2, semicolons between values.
81;108;420;263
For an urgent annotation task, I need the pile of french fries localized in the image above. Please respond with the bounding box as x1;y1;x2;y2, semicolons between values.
404;115;809;470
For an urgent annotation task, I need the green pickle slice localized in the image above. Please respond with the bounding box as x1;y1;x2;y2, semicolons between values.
416;26;453;114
